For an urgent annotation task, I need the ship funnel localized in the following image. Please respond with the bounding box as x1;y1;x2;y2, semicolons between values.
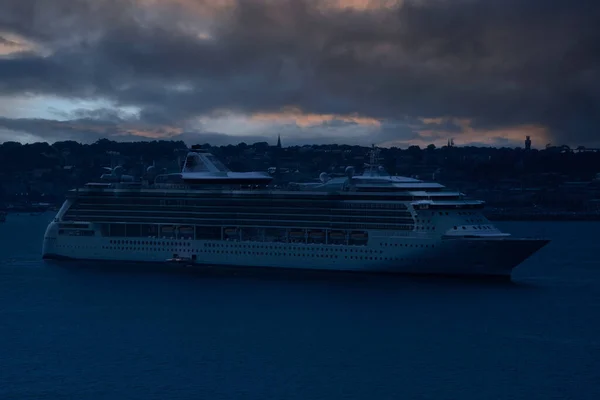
183;151;230;174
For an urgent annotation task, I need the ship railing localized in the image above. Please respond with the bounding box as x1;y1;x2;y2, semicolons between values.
152;183;275;191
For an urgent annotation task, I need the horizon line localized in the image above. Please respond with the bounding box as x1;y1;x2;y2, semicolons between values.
0;138;588;151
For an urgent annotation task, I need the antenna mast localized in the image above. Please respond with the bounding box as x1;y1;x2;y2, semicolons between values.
367;144;381;175
370;144;376;166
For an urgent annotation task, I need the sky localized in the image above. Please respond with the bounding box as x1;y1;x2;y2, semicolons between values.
0;0;598;149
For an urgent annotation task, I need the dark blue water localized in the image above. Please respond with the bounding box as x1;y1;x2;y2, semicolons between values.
1;214;599;399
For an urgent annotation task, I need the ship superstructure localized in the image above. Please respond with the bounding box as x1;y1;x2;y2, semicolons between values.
42;146;549;277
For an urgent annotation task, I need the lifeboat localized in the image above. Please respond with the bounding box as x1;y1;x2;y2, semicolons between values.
224;227;239;236
178;226;194;238
329;231;345;240
309;231;325;239
161;226;174;233
350;232;368;240
179;226;194;234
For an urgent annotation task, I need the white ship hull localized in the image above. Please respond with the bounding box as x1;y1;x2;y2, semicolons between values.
42;221;548;278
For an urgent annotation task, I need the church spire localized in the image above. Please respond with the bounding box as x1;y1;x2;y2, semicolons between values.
277;134;282;148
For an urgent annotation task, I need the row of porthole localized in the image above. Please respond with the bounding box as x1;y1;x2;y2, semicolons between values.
87;246;424;262
106;239;377;250
346;256;425;262
109;239;192;247
54;245;430;263
102;246;193;252
102;246;383;257
70;242;434;252
207;251;339;258
204;243;384;254
64;240;435;252
415;226;436;231
101;247;342;258
381;243;435;248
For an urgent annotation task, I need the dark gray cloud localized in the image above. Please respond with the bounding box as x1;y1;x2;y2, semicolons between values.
0;0;599;146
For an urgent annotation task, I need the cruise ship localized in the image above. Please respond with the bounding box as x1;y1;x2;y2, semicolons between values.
42;146;549;277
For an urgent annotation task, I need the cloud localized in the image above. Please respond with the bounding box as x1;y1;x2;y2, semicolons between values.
0;112;183;144
250;106;381;128
0;0;598;147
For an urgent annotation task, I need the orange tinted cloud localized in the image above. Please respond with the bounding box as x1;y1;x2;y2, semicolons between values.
251;106;381;127
317;0;403;11
43;119;183;139
120;126;184;139
0;32;38;56
400;117;550;148
460;124;550;147
136;0;402;11
135;0;234;16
